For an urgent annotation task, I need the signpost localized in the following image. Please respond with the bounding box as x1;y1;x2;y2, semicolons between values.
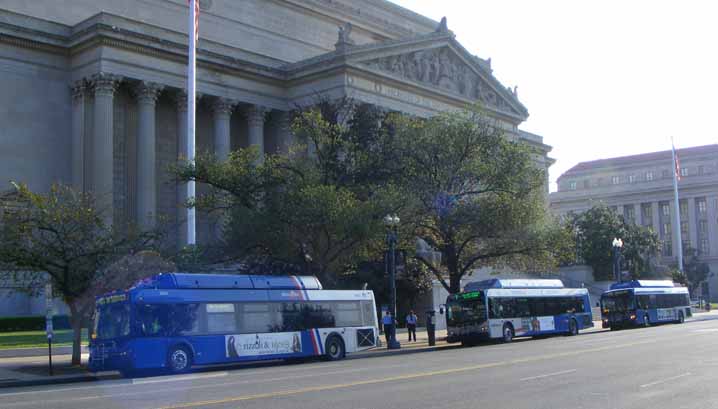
45;283;54;376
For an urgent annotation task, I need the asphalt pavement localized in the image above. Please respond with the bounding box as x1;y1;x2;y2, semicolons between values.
1;317;717;409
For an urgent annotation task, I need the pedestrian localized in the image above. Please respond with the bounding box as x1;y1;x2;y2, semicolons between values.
406;310;417;342
382;310;395;346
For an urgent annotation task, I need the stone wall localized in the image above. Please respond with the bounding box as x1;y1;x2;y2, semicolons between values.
0;44;71;192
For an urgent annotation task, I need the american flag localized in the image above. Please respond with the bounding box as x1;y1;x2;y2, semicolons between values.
673;145;681;182
189;0;199;43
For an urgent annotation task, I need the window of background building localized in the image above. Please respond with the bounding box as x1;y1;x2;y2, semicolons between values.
612;176;620;185
681;221;689;239
663;240;672;257
641;203;652;226
698;198;707;214
569;181;576;190
662;169;670;179
699;220;708;234
661;203;670;217
628;174;636;183
645;171;654;181
682;241;691;255
698;165;704;175
680;167;689;177
624;205;635;223
700;238;709;255
583;179;590;189
679;200;688;218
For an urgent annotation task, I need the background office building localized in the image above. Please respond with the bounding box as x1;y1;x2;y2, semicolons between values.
550;144;718;300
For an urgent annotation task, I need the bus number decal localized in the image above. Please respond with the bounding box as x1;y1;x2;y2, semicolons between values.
226;332;302;358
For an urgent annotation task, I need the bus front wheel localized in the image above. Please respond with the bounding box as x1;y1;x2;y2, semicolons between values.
324;335;345;361
677;311;685;324
568;319;578;336
168;345;192;374
502;323;514;343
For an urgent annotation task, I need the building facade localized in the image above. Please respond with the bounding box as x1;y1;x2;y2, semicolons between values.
0;0;553;316
550;145;718;300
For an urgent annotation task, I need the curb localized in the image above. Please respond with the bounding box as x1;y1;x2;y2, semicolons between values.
0;346;88;359
0;372;121;389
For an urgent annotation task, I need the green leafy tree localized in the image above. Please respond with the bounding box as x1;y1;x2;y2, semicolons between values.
0;183;161;365
174;99;404;288
679;247;710;294
391;108;571;293
570;205;660;281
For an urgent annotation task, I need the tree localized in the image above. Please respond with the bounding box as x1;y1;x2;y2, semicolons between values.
680;247;710;295
0;183;160;365
569;205;660;281
391;108;571;293
174;99;405;288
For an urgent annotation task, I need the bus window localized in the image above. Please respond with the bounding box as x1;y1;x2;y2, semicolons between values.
206;303;237;333
95;303;130;339
332;302;362;327
237;303;274;334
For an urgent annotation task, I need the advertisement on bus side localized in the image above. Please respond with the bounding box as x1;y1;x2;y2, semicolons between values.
226;332;302;358
488;316;555;337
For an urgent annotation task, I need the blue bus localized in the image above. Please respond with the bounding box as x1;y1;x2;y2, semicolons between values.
600;280;691;330
89;273;378;376
443;279;593;345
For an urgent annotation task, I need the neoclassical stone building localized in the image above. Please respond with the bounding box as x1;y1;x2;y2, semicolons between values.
0;0;552;249
550;145;718;300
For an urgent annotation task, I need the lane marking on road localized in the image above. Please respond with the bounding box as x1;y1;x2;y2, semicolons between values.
692;329;718;333
153;339;658;409
520;369;576;382
640;372;691;388
132;372;229;385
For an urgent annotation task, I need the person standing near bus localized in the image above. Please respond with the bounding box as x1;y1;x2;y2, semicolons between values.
382;311;395;346
406;310;418;342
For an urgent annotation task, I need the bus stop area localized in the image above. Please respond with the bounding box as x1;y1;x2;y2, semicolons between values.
4;312;718;389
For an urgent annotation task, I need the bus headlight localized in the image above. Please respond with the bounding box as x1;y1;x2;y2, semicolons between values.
629;314;636;320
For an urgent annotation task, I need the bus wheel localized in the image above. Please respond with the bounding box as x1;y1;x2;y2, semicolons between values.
502;323;514;343
678;311;685;324
568;319;578;336
168;346;192;373
324;335;345;361
643;315;650;327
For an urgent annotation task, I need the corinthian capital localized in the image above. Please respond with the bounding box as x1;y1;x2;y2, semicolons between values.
134;81;164;104
211;97;238;117
90;72;123;96
71;80;87;102
173;89;203;111
243;105;269;126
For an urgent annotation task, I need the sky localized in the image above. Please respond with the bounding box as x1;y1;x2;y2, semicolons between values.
388;0;718;191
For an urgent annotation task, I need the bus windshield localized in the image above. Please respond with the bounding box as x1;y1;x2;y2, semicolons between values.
447;292;486;326
94;302;131;340
602;291;634;313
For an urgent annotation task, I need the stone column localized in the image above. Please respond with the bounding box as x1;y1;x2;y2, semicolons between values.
707;196;718;256
71;80;86;192
245;105;268;163
175;91;189;247
651;202;660;234
275;110;294;154
91;73;122;224
212;98;237;161
135;81;164;229
687;197;698;253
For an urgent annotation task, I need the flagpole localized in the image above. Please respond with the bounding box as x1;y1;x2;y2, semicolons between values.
671;138;683;272
186;0;197;245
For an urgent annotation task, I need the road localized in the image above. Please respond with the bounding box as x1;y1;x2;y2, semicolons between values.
1;318;717;409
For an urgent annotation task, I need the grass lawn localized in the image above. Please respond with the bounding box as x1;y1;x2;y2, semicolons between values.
0;329;88;350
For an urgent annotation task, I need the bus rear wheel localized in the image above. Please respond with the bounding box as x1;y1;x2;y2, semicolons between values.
568;318;578;336
324;335;345;361
502;323;514;343
168;346;192;374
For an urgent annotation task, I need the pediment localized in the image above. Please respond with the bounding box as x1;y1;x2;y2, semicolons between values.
355;45;526;117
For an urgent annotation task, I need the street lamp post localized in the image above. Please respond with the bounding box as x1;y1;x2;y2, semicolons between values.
612;238;623;283
384;214;401;350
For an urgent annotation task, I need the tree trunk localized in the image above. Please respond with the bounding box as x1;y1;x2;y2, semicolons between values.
449;274;462;294
68;302;83;366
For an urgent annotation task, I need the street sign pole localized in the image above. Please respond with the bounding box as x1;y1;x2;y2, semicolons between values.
45;283;54;376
